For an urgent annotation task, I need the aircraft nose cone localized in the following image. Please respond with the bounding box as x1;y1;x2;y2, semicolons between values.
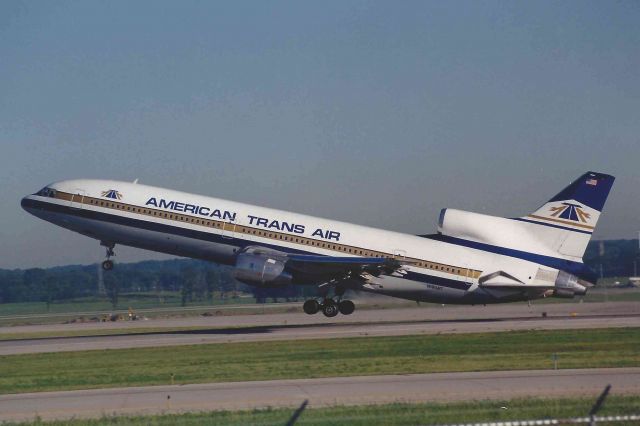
21;196;35;214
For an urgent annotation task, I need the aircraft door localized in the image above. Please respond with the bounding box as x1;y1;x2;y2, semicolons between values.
221;220;235;239
69;189;86;209
222;217;242;239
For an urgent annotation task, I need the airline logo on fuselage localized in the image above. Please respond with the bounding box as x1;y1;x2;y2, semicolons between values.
144;197;341;241
145;197;237;221
101;190;122;200
246;215;341;241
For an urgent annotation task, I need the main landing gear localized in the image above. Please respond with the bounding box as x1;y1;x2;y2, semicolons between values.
303;298;355;317
101;243;115;271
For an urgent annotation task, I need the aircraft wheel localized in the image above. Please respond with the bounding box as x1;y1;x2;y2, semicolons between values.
101;260;114;271
303;299;320;315
338;300;355;315
322;299;339;317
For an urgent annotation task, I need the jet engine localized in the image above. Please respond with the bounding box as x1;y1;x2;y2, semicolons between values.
233;252;292;287
552;270;588;298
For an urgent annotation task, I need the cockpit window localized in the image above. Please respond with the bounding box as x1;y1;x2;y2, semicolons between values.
35;187;57;198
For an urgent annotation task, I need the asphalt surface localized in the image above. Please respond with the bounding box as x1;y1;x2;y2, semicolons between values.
1;368;638;422
0;302;638;355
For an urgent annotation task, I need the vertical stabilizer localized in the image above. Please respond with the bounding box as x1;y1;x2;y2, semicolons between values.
519;171;615;259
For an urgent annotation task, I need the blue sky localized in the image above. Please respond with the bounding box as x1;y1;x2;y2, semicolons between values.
1;1;639;268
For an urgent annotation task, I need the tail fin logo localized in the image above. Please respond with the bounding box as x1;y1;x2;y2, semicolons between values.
549;203;590;223
101;190;122;200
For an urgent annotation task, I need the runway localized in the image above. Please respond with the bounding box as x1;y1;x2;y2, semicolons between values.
0;302;638;355
1;368;638;422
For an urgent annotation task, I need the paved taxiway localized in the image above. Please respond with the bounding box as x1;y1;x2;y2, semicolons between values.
1;368;638;422
0;302;638;355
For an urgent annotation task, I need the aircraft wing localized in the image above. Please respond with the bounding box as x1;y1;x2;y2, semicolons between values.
284;254;402;281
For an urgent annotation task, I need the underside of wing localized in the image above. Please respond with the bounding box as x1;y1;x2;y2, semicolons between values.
285;254;401;283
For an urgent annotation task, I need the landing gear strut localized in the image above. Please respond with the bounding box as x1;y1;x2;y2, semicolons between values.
302;297;355;316
101;243;115;271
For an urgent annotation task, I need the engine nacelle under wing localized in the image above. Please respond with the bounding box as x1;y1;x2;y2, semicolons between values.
233;252;292;287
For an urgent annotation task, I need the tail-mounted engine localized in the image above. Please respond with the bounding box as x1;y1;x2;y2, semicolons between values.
233;249;292;287
552;270;588;298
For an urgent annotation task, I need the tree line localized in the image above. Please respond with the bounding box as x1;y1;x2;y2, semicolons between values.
0;258;308;308
0;239;638;307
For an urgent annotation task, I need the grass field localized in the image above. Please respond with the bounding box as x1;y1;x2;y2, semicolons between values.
0;292;261;316
0;298;304;327
5;396;640;425
0;325;232;341
1;288;637;323
1;328;639;394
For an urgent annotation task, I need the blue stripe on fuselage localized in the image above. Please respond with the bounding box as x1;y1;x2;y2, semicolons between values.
510;217;593;235
23;198;478;292
421;234;596;282
403;271;471;290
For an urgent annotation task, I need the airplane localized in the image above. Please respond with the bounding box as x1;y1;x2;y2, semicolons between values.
21;171;614;317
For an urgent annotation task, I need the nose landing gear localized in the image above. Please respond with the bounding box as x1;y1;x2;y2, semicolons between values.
101;243;115;271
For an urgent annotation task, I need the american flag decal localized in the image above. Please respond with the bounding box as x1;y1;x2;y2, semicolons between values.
586;178;598;186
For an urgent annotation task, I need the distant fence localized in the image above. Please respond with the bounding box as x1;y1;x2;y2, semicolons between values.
432;414;640;426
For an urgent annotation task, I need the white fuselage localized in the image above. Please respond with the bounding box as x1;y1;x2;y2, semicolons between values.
22;179;566;304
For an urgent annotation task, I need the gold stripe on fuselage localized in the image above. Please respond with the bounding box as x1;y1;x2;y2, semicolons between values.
49;191;483;280
527;214;594;230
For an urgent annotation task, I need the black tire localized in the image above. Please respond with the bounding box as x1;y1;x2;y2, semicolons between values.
102;260;114;271
338;300;355;315
303;299;320;315
322;300;339;317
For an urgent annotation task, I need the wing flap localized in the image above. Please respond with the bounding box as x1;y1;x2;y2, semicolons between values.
285;254;401;279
